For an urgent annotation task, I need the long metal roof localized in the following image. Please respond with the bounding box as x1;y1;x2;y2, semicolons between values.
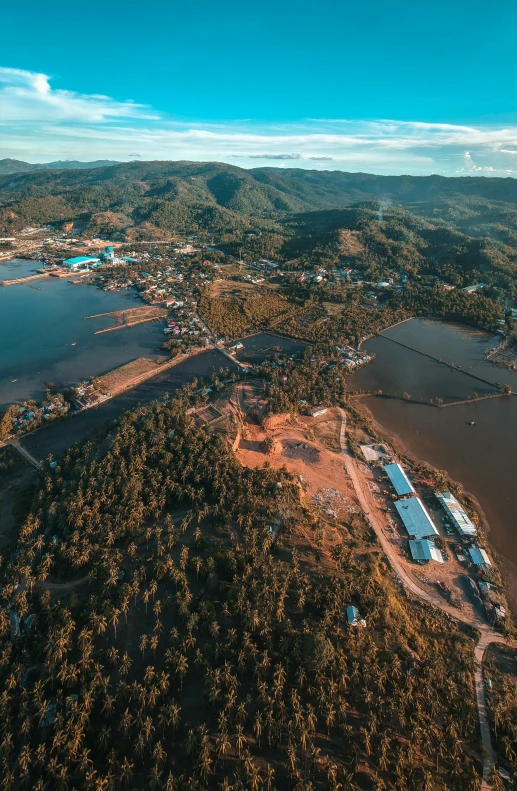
469;546;492;566
383;463;415;496
64;256;100;265
409;539;444;563
436;492;476;536
394;497;438;539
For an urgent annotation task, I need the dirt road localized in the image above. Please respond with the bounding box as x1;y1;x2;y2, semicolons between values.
337;408;509;789
7;438;41;470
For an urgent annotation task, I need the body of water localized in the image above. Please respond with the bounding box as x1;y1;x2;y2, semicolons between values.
21;349;237;461
0;259;163;407
351;319;517;605
236;332;307;362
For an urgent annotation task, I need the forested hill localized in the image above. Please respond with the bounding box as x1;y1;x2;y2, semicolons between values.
0;158;121;176
3;159;517;242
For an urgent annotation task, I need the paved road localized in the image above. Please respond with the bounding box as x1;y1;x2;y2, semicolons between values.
337;408;510;789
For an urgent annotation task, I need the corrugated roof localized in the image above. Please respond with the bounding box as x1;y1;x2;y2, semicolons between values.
383;463;415;496
346;606;359;624
64;256;100;265
437;492;476;536
409;539;444;563
469;546;492;566
394;497;438;539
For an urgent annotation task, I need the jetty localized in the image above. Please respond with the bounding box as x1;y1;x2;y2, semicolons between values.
0;267;71;286
0;272;51;287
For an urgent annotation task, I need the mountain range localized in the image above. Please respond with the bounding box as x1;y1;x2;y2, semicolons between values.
2;159;517;257
0;158;121;176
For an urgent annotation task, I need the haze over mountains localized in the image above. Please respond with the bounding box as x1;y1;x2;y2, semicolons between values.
0;158;121;176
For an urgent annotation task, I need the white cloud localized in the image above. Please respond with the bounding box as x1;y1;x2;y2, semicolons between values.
0;66;157;123
1;66;517;176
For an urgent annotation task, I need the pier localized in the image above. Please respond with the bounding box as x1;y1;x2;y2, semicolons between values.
0;272;52;287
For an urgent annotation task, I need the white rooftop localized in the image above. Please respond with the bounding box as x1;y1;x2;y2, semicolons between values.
394;497;438;539
409;539;444;564
384;463;415;497
437;492;476;536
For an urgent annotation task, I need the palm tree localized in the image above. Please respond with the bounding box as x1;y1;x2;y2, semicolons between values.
120;756;134;788
110;608;120;639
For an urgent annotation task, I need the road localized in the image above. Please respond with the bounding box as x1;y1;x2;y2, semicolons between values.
211;341;250;370
337;408;510;789
5;438;42;470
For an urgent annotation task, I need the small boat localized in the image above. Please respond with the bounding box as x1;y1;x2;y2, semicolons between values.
11;379;17;383
468;421;476;426
71;342;77;346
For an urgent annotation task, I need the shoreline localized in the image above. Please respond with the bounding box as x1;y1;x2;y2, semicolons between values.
353;394;517;615
1;345;210;449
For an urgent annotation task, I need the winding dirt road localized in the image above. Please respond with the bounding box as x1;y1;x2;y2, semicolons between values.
337;408;510;789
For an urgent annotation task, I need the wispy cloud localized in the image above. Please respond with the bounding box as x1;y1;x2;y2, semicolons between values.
0;66;157;123
233;153;302;160
2;67;517;176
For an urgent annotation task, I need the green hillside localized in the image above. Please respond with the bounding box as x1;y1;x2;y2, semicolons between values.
2;161;517;295
4;161;517;234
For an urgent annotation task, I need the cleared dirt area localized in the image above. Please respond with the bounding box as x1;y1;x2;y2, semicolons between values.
233;385;487;623
322;301;348;316
210;279;280;297
86;305;167;334
233;390;358;534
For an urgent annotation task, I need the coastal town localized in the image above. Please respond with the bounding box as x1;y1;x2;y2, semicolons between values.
1;212;517;791
3;3;517;788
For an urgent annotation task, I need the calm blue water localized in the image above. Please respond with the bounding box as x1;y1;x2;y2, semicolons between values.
0;259;163;407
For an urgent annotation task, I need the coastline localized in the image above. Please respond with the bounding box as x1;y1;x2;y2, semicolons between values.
1;345;210;449
353;393;517;615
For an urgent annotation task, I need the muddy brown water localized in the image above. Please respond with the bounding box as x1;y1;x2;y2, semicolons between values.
351;319;517;610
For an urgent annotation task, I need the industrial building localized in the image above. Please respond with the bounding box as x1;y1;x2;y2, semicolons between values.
383;463;415;497
63;255;100;270
394;497;438;539
436;492;477;536
469;546;492;567
409;539;444;564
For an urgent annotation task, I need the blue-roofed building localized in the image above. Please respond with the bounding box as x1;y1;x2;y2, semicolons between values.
394;497;438;539
63;256;100;270
346;606;359;625
409;539;444;564
383;463;415;497
469;546;492;567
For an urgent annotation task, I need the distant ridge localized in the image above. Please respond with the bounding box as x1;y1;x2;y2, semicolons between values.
2;159;517;244
0;158;121;176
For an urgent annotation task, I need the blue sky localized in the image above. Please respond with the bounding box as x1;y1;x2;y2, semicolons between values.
2;0;517;175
